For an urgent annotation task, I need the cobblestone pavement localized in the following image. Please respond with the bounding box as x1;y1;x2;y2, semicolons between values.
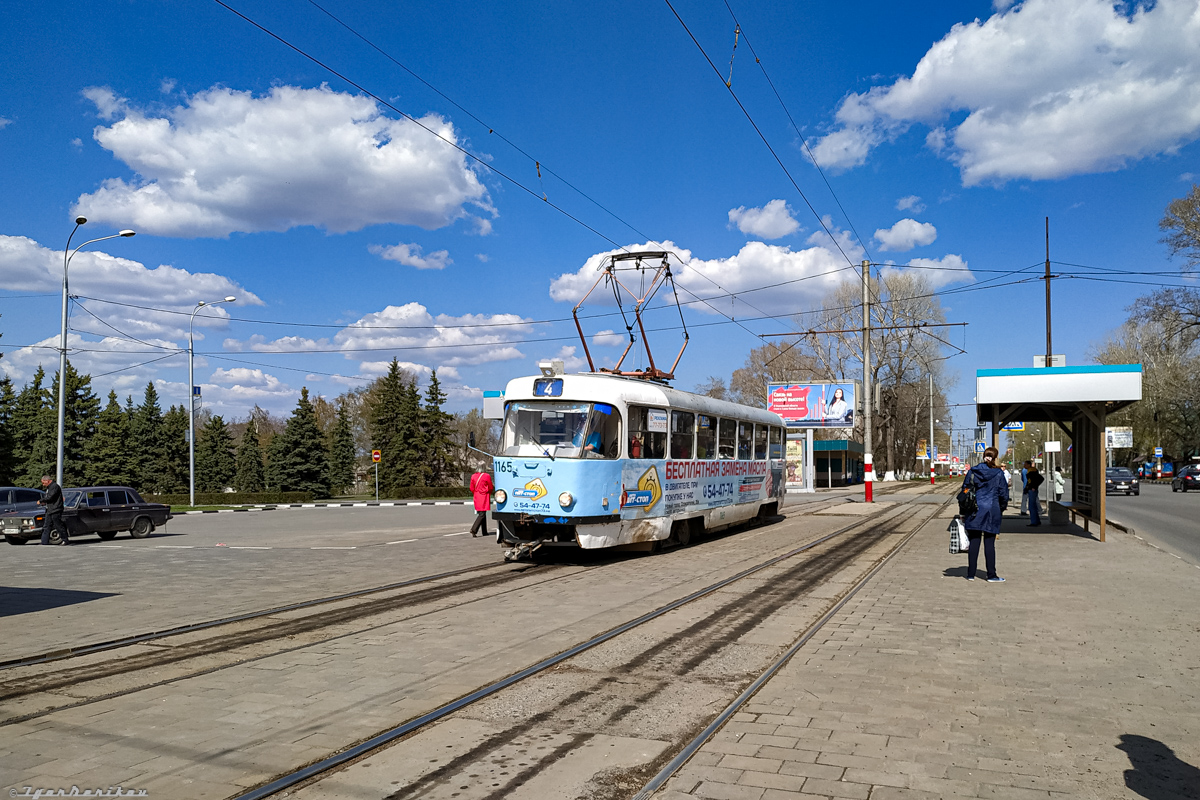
656;510;1200;800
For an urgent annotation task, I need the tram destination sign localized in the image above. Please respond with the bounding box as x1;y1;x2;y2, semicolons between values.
767;381;856;429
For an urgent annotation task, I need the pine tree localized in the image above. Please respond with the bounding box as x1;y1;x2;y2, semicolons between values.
196;415;237;492
369;359;408;496
235;420;265;492
326;402;356;495
422;369;456;486
265;430;287;492
129;382;164;494
158;405;190;494
272;388;331;497
14;367;56;487
0;376;16;485
397;378;427;487
85;391;132;485
49;361;101;486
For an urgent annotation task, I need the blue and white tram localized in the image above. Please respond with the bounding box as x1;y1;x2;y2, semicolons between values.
492;370;787;558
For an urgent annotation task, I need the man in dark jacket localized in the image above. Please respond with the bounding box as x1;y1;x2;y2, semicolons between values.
38;475;70;545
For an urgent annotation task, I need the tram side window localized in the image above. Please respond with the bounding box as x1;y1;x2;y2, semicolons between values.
754;424;768;459
718;418;737;459
769;427;783;459
737;421;754;459
628;405;667;459
696;415;717;459
671;411;695;459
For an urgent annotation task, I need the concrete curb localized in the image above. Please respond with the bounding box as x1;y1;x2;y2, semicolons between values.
178;500;470;515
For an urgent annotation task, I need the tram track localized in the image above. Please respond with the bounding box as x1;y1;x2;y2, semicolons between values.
3;482;915;678
0;487;928;728
231;492;950;800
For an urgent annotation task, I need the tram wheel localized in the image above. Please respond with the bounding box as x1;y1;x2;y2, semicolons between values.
670;520;692;548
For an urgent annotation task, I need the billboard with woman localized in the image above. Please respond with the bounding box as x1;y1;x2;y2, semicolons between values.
766;382;857;429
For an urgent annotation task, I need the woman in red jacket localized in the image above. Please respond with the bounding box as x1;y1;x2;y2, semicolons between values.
469;470;493;538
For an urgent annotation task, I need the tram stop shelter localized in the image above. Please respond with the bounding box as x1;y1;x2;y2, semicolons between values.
976;364;1142;541
814;439;864;488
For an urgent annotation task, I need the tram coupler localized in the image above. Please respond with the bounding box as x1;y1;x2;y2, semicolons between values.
503;539;546;562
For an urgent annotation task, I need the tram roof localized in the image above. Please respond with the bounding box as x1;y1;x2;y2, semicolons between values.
502;372;785;426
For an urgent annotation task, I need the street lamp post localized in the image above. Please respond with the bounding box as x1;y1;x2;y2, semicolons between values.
57;217;135;485
189;296;237;507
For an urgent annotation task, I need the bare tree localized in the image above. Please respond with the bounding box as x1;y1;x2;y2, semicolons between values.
1160;183;1200;272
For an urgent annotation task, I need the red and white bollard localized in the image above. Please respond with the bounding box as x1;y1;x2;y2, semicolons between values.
864;453;874;502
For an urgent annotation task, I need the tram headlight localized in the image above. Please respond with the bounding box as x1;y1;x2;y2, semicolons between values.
558;491;574;508
493;489;507;505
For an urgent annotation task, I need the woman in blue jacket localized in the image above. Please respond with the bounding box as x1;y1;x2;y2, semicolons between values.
961;446;1010;582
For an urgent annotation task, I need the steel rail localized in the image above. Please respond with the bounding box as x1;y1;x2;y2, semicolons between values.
0;561;510;671
231;500;924;800
632;495;954;800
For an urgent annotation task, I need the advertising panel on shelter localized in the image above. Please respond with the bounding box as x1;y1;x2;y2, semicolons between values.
767;382;856;428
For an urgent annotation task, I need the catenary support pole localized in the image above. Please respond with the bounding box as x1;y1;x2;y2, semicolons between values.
862;261;873;501
926;376;936;489
1045;217;1052;364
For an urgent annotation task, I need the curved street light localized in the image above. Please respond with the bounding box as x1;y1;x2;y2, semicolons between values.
189;296;237;507
56;217;136;485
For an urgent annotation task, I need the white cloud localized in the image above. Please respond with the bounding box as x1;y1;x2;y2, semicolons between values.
369;242;452;270
881;254;973;290
549;346;589;372
222;302;532;376
874;219;938;252
475;253;489;262
591;329;627;347
1181;172;1196;182
0;333;180;388
74;84;493;237
0;234;260;341
0;117;12;130
896;195;926;213
727;199;800;239
549;238;862;316
810;0;1200;185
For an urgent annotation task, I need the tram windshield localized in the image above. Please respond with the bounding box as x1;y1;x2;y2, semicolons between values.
501;401;622;458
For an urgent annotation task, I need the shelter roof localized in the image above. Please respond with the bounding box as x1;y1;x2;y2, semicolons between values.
976;364;1142;425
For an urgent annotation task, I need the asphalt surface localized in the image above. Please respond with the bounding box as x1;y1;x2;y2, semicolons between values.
1105;479;1200;567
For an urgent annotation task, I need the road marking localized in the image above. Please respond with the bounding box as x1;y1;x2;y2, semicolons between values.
301;503;317;508
157;545;194;549
387;539;418;544
352;503;368;507
310;546;356;549
406;502;423;506
434;501;451;506
94;545;123;548
443;531;470;537
231;546;271;550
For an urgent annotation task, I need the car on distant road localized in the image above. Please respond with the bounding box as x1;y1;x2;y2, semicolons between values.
1171;465;1200;493
1;486;171;545
1105;468;1140;496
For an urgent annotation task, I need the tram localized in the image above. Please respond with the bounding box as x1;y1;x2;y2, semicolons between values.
492;364;786;559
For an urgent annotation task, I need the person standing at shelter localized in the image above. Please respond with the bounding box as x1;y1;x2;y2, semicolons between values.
37;475;69;546
961;446;1009;582
1054;466;1065;502
1025;464;1045;526
469;469;494;538
1019;460;1031;515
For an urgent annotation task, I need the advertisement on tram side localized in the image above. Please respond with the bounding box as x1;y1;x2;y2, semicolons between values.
767;382;856;428
622;459;784;518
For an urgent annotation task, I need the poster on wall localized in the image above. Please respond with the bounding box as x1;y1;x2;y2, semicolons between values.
767;382;856;428
785;439;805;486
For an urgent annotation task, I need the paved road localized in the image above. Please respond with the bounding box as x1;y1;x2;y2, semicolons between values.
1105;480;1200;567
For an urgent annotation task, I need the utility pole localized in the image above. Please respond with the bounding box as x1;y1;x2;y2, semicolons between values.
926;371;936;484
1045;217;1052;364
862;261;873;502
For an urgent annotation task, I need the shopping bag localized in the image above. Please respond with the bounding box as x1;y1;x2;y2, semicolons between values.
948;517;970;555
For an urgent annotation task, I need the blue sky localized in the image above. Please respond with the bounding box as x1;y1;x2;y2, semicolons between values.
1;0;1197;434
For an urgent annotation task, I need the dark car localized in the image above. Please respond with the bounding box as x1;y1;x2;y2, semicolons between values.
1105;468;1140;496
1;487;45;514
2;486;171;545
1171;465;1200;493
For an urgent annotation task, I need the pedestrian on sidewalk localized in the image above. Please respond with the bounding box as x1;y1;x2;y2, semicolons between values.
469;469;494;538
1026;464;1045;526
37;475;70;546
1054;466;1065;502
1019;460;1031;514
961;446;1009;582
